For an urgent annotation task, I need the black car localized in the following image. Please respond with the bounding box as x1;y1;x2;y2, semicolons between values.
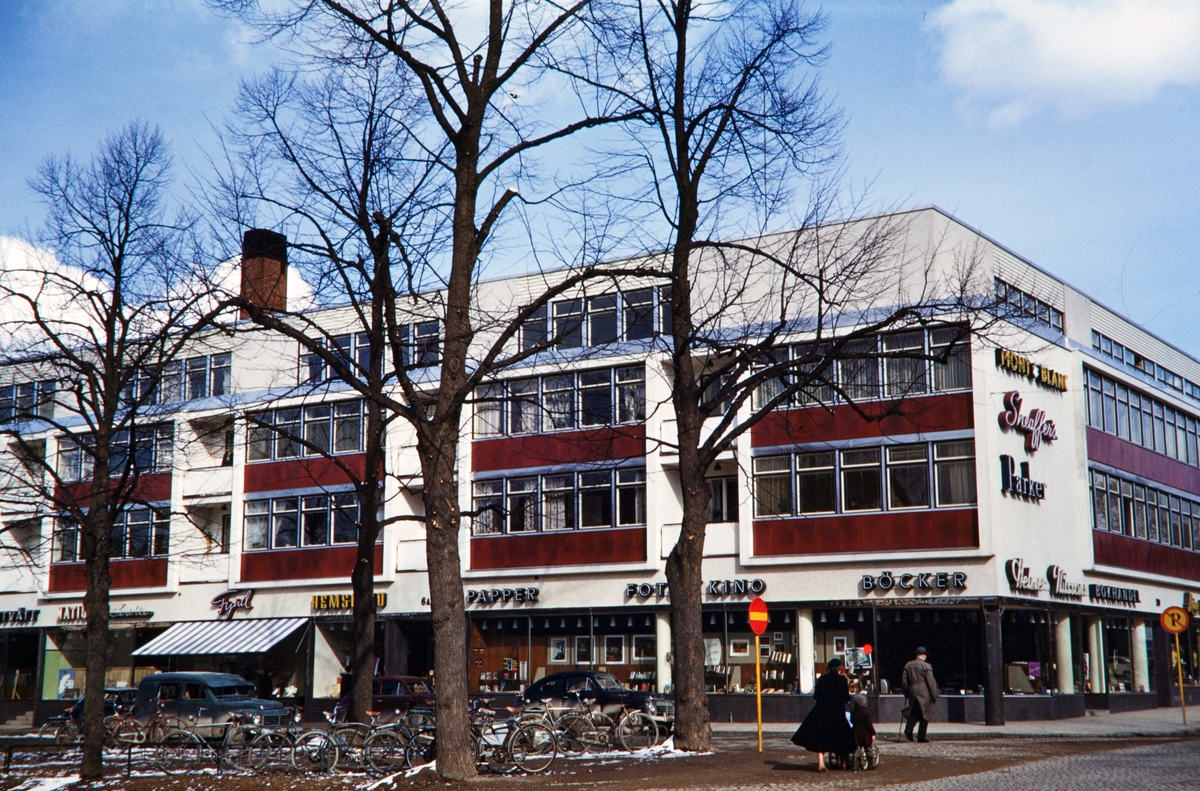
132;672;294;727
67;687;139;720
523;671;674;721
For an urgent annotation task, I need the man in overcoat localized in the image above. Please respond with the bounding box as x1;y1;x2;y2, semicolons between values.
901;647;938;742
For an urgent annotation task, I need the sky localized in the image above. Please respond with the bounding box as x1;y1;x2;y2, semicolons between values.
0;0;1198;354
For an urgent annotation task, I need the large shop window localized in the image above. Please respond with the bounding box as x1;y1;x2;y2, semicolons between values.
247;400;365;462
1090;469;1200;551
57;424;173;482
54;508;169;562
472;366;645;437
244;493;362;550
519;286;671;351
1085;369;1200;468
751;326;972;410
470;467;647;536
753;440;975;518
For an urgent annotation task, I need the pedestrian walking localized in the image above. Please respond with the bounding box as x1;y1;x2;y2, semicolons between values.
901;647;938;742
791;657;857;771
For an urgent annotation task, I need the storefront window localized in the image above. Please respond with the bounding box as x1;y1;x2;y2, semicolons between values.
886;444;929;508
841;448;881;511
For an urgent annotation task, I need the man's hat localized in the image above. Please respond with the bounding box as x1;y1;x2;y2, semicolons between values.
915;646;928;655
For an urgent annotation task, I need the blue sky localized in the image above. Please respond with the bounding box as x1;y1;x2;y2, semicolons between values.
1;1;1198;354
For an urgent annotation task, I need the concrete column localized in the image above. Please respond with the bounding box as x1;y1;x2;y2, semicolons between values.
983;606;1005;725
655;611;672;693
1131;620;1150;693
796;609;815;694
1054;615;1075;694
1086;616;1106;693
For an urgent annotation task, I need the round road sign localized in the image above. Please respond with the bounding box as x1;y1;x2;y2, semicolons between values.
748;597;768;636
1161;606;1190;635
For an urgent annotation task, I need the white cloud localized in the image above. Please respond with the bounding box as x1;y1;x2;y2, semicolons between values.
931;0;1200;122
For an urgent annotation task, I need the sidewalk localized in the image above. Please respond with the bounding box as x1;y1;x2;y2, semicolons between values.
711;706;1200;739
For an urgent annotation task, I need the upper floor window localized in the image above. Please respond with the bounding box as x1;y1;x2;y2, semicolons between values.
54;507;170;563
58;424;173;482
1091;469;1199;552
473;366;645;437
519;286;671;351
1091;329;1198;401
706;476;739;523
752;439;975;519
993;278;1064;333
470;467;646;536
150;353;231;404
302;323;439;384
1086;369;1199;468
244;492;362;550
752;327;972;410
0;380;57;422
247;400;365;462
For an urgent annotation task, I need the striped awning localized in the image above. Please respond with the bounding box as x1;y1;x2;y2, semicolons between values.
131;618;308;656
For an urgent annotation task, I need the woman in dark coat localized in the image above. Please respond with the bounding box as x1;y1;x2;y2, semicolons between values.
791;658;857;771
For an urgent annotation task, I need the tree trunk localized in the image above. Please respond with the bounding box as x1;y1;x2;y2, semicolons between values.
80;530;111;779
421;425;472;779
349;533;377;724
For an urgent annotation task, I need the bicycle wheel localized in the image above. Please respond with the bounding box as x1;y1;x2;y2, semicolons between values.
333;724;370;769
250;730;293;773
365;729;409;775
222;725;260;774
292;729;339;774
407;724;437;765
53;720;80;746
616;711;657;752
553;712;593;754
509;722;556;774
156;730;206;775
112;718;143;746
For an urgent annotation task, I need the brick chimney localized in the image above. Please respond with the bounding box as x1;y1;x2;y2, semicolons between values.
240;229;288;319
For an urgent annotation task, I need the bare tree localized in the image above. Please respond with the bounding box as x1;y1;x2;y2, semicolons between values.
588;0;995;751
208;1;652;774
0;123;220;778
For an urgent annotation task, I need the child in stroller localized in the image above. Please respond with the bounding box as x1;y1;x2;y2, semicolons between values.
849;694;879;770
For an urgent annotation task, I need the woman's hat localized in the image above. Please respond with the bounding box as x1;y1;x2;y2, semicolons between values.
826;657;844;669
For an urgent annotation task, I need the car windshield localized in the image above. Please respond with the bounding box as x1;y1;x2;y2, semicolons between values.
210;684;255;699
593;675;622;690
409;680;431;694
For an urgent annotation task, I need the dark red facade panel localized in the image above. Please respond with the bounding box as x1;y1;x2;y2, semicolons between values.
240;543;384;582
470;527;647;570
1093;530;1200;583
48;558;168;592
244;454;368;494
56;473;172;509
752;509;979;556
472;426;646;472
750;393;975;448
1086;428;1200;496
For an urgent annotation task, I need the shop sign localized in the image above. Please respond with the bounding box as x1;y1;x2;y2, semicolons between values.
211;589;255;620
57;605;153;623
466;587;539;605
995;349;1068;392
706;578;766;597
1048;565;1086;598
998;391;1058;452
311;593;387;611
860;570;967;592
626;582;670;599
1000;455;1046;500
1005;558;1048;594
0;607;39;626
1089;584;1140;605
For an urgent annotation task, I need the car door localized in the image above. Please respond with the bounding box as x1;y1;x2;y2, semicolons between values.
156;681;182;721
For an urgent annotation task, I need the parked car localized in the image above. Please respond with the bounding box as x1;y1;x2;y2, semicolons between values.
132;672;294;727
523;670;674;721
332;675;435;723
67;687;139;720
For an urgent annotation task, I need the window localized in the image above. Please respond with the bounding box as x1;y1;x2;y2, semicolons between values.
994;278;1064;332
520;306;548;351
753;456;791;516
793;345;834;406
581;471;613;527
474;385;504;437
1089;469;1200;552
413;321;440;366
247;401;363;461
544;375;575;430
542;475;574;531
509;379;539;434
796;451;835;513
1086;369;1200;468
210;354;232;396
472;481;503;535
617;469;647;525
580;370;612;426
934;441;976;505
706;476;739;522
616;367;646;423
887;444;929;508
1092;329;1200;404
55;508;169;562
658;285;672;337
930;328;971;391
554;300;584;348
109;425;173;476
588;295;618;346
624;289;654;340
883;332;926;397
474;367;645;437
752;349;789;409
838;340;879;401
244;494;364;550
508;478;537;533
57;437;94;483
841;448;881;511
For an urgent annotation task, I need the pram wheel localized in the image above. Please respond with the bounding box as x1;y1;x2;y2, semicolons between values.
825;752;842;770
853;745;880;771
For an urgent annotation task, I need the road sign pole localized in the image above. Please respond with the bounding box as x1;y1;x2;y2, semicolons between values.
755;633;763;752
1176;633;1188;726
